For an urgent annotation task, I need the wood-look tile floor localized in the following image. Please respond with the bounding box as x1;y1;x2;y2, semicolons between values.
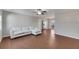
0;29;79;49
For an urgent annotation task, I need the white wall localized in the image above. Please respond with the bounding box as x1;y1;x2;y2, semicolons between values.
2;11;41;37
55;10;79;39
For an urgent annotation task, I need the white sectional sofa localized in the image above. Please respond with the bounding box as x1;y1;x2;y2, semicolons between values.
31;28;42;35
9;26;42;39
10;27;31;38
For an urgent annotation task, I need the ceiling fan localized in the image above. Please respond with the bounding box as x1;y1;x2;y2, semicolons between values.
34;9;47;15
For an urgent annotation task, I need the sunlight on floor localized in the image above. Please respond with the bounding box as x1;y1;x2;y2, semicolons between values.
50;29;55;39
0;38;1;42
48;29;56;48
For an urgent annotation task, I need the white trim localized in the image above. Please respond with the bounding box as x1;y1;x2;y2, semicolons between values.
56;33;79;39
2;35;10;38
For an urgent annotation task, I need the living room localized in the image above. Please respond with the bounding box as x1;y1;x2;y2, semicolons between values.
0;9;55;48
0;9;79;49
1;0;79;59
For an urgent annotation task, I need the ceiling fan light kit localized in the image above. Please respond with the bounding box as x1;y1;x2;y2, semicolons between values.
35;9;47;15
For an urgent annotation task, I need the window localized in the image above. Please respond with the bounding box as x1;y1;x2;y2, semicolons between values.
0;15;2;36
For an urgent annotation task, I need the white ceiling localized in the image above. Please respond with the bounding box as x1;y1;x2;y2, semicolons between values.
4;9;55;19
4;9;79;19
55;9;79;13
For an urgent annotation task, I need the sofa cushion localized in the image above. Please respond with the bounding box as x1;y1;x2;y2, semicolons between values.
14;31;23;35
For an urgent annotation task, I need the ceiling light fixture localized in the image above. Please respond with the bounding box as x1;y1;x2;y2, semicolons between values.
34;9;47;15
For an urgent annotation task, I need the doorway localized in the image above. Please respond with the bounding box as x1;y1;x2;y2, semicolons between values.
42;19;55;30
42;18;55;38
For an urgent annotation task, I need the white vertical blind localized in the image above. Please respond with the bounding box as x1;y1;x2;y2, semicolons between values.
0;16;1;35
0;15;2;42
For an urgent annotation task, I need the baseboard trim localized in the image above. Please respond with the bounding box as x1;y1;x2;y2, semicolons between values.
2;34;32;39
55;33;79;40
2;36;10;39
